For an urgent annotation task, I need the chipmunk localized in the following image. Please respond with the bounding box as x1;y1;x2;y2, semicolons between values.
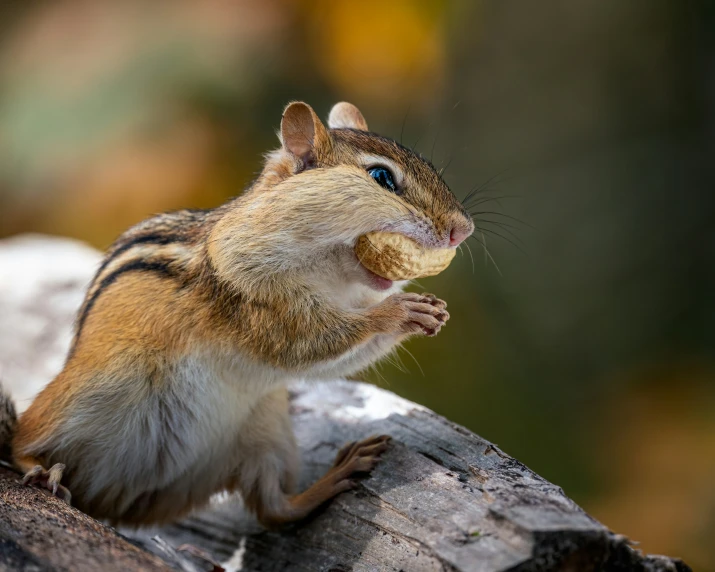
0;101;474;527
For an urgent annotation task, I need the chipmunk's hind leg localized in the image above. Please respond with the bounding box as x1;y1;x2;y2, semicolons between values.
18;458;72;503
256;434;390;528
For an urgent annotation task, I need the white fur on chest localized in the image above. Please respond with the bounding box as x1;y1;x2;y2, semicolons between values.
170;348;290;447
300;279;407;380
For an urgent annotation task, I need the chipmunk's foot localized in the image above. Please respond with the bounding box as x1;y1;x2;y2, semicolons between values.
22;463;72;503
257;435;391;528
330;434;392;485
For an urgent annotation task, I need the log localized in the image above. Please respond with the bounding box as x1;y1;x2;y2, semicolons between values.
0;465;173;572
0;235;691;572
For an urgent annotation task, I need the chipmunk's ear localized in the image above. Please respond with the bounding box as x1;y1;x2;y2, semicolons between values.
328;102;368;131
281;101;331;169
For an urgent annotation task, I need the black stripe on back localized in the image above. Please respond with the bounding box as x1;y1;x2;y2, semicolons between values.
73;259;179;351
93;233;187;284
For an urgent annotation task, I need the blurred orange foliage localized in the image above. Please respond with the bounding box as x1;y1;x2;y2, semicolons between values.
308;0;446;110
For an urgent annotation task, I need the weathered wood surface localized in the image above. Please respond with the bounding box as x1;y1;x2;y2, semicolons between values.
0;235;691;572
0;465;174;572
133;380;690;572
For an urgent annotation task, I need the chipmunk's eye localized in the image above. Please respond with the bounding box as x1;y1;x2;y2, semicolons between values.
367;166;399;194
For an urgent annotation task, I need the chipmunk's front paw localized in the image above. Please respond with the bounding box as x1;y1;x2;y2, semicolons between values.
375;292;449;337
22;463;72;504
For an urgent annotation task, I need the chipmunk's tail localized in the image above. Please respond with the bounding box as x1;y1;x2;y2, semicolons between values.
0;382;17;460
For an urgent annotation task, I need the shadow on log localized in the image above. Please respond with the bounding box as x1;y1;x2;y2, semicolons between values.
0;235;691;572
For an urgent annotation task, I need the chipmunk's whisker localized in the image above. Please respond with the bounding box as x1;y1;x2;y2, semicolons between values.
465;195;521;210
461;168;512;206
438;156;453;178
463;241;475;274
468;233;501;275
473;218;524;231
473;226;528;255
397;345;424;377
476;224;527;250
469;211;533;228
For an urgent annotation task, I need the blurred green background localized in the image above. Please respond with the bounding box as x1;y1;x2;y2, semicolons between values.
1;1;714;568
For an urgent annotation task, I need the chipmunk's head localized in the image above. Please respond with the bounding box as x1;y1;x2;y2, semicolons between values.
210;101;474;294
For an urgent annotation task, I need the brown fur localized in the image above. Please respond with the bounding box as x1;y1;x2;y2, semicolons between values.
11;101;473;526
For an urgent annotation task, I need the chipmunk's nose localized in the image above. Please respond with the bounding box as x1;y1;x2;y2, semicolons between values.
449;220;473;246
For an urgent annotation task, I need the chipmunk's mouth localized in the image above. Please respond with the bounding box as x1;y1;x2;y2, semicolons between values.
357;259;394;291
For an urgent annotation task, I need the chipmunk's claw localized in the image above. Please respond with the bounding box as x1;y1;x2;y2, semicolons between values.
22;463;72;504
331;434;391;477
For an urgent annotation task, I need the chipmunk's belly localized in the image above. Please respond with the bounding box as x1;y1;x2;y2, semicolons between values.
62;350;288;525
301;281;406;380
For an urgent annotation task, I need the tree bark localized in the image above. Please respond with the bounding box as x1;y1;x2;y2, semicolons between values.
0;235;691;572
